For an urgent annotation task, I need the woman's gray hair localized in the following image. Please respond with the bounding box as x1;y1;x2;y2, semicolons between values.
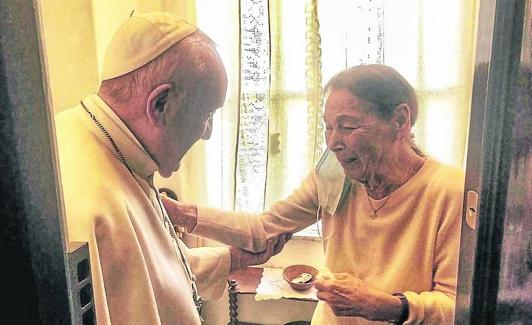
324;64;425;157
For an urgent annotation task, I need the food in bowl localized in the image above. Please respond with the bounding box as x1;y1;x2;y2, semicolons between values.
291;272;313;284
283;264;319;291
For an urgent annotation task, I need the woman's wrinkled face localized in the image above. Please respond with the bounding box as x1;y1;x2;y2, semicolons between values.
323;88;397;184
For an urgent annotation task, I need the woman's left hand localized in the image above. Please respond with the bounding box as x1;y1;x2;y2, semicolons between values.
314;273;401;321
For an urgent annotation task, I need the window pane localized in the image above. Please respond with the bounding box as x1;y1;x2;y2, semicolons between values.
319;0;384;83
415;91;469;167
422;0;463;90
345;0;384;66
382;0;419;85
276;0;307;93
197;0;241;209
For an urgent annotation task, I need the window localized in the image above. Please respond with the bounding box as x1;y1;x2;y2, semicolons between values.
193;0;476;237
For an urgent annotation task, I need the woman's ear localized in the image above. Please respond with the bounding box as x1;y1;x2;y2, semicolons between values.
392;103;412;140
146;83;173;126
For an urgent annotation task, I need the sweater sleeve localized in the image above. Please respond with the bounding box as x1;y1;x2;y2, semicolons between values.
191;171;320;252
403;179;464;324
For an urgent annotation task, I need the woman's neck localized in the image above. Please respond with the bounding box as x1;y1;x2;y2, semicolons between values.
365;150;426;199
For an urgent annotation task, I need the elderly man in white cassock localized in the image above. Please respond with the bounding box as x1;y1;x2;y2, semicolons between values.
55;12;291;325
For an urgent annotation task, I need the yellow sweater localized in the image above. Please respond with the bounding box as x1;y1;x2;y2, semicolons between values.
56;94;231;325
193;157;464;324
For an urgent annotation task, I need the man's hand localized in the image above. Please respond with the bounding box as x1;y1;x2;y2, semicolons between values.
160;196;198;233
229;233;292;272
314;273;402;322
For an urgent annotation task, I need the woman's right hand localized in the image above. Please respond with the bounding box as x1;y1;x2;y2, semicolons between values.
160;196;198;233
229;233;293;272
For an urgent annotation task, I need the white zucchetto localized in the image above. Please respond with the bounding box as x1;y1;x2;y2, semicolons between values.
101;12;197;80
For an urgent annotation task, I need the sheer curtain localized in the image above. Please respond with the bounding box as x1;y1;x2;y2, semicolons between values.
176;0;328;237
174;0;478;236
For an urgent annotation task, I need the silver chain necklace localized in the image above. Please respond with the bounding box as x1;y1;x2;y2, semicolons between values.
81;101;203;321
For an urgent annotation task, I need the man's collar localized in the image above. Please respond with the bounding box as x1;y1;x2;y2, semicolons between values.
81;94;159;179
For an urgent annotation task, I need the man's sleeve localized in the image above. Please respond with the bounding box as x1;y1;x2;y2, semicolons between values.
182;244;231;300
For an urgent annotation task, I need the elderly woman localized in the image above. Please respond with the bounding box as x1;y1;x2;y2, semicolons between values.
163;64;464;324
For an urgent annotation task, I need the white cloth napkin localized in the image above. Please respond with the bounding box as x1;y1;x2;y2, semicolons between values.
255;268;318;301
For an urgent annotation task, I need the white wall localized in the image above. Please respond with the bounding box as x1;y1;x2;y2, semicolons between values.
38;0;100;112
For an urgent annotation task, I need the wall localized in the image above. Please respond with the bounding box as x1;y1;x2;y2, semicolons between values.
39;0;180;114
38;0;100;112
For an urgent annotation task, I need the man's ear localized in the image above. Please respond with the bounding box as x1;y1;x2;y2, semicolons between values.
146;83;173;126
392;103;412;140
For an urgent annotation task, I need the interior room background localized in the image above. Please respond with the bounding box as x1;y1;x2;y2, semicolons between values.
38;0;482;323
